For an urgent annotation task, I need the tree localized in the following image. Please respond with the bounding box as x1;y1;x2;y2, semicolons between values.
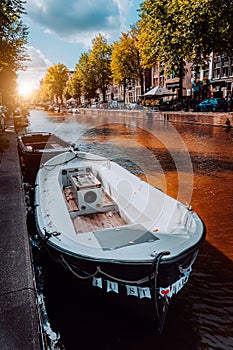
0;68;17;114
0;0;28;71
75;52;98;101
40;63;68;104
66;71;82;102
189;0;233;60
111;26;144;101
88;34;112;102
137;0;233;101
0;0;28;107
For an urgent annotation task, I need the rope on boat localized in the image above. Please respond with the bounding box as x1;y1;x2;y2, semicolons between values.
69;148;111;163
150;251;171;322
40;156;78;170
60;255;154;284
34;229;61;263
40;151;109;171
60;255;100;280
178;250;199;274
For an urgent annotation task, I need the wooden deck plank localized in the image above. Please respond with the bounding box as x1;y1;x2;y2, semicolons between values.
63;187;78;211
73;216;90;234
73;211;126;234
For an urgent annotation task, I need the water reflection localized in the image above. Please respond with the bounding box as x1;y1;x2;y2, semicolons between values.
27;110;233;350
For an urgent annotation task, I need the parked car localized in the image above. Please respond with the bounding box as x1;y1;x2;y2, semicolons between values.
225;97;233;111
128;102;138;110
90;102;98;108
196;98;228;112
109;100;118;109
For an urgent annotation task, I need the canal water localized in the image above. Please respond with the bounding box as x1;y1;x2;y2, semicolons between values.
25;110;233;350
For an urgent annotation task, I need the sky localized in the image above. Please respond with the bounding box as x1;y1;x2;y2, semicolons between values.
17;0;142;95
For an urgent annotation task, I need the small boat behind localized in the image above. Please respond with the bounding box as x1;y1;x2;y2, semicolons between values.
34;150;206;332
67;107;79;114
17;132;75;170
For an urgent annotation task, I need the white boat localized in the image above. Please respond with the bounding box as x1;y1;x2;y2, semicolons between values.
34;150;205;332
67;107;79;114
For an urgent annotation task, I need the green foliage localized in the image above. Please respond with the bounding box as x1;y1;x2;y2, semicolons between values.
138;0;233;72
34;0;233;105
88;34;112;102
0;69;17;107
137;0;233;100
0;0;28;72
111;33;136;83
66;71;82;101
111;26;144;99
0;0;29;108
71;35;112;102
40;63;69;104
75;52;98;100
111;27;142;81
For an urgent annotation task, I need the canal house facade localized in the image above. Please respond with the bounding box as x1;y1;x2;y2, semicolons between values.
106;54;233;104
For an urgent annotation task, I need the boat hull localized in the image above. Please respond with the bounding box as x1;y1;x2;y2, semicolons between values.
45;240;202;287
33;150;206;332
17;132;72;170
39;233;204;332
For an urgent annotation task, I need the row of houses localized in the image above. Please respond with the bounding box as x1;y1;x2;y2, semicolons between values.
105;55;233;104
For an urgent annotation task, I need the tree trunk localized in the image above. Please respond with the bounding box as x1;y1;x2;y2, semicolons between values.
102;87;106;103
123;79;126;103
178;59;184;102
140;70;144;96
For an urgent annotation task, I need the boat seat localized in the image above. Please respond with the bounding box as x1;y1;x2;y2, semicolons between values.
69;203;119;219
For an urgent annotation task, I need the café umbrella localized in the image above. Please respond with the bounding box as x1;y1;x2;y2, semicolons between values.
66;97;77;104
142;86;175;97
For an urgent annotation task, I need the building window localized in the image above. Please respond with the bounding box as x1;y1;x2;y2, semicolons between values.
203;69;209;79
223;57;229;66
223;67;229;77
230;64;233;76
214;68;220;79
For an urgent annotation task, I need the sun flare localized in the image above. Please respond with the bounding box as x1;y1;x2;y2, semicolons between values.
17;81;34;97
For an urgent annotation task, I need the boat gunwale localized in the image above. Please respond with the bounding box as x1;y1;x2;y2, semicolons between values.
34;151;206;263
34;212;206;265
40;235;205;265
17;132;72;153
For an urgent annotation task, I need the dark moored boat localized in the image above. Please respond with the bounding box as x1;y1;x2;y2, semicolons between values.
34;150;206;332
17;132;74;170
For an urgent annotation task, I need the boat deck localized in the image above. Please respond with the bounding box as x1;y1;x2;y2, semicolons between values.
63;187;126;234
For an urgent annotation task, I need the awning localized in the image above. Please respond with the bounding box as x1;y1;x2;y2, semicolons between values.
211;79;227;85
166;83;179;88
66;97;77;103
141;86;176;97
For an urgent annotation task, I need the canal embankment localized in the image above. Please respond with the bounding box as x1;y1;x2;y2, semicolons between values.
80;108;233;127
0;124;41;349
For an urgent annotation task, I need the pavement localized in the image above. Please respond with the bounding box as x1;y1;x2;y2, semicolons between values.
0;125;41;349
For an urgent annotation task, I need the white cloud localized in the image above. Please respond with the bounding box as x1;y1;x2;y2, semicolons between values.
17;46;52;90
113;0;134;30
25;0;134;45
18;1;139;88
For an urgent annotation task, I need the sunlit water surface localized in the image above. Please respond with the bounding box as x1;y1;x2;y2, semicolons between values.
26;110;233;350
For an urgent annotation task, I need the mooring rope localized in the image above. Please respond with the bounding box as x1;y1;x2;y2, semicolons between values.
60;255;157;285
40;153;79;171
150;251;171;322
178;250;199;274
60;255;100;280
